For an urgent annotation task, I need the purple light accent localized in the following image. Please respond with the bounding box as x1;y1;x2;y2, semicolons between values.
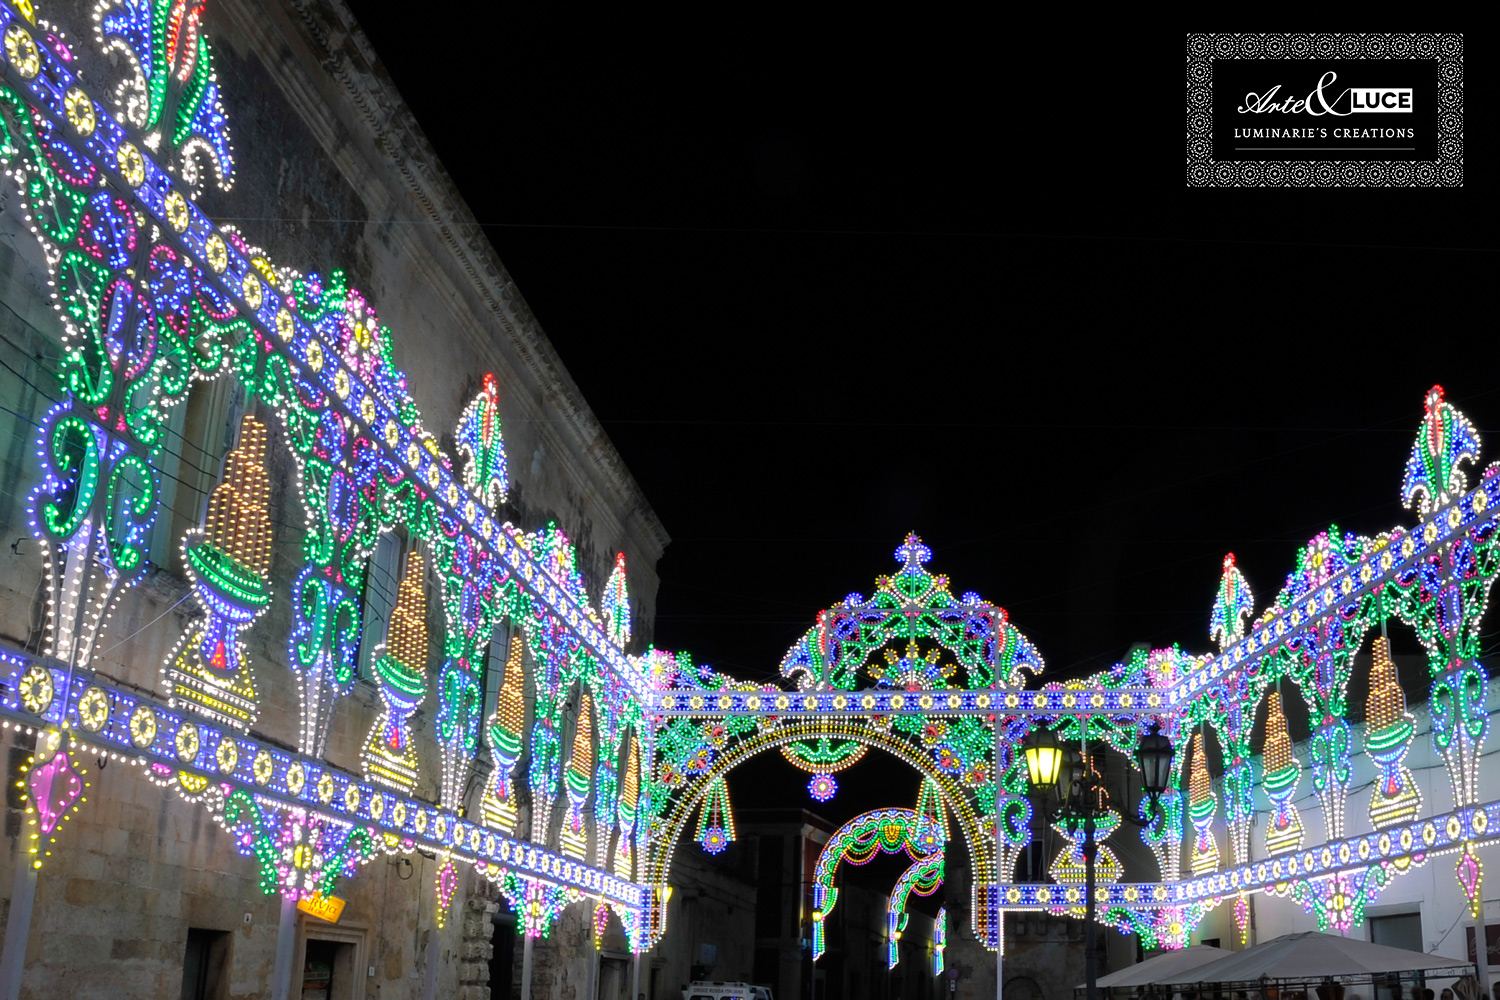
809;773;837;802
29;750;82;834
700;825;729;855
437;861;458;911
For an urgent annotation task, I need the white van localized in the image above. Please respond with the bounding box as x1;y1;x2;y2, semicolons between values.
682;982;774;1000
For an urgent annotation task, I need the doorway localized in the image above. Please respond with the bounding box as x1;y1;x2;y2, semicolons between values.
294;919;367;1000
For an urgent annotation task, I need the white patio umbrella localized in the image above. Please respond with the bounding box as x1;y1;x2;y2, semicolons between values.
1080;945;1235;988
1158;932;1473;984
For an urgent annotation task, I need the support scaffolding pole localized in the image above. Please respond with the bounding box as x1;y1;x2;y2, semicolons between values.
520;933;535;1000
270;894;298;1000
996;711;1004;1000
0;861;37;1000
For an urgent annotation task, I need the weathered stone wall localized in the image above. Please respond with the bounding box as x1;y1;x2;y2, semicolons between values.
0;0;666;997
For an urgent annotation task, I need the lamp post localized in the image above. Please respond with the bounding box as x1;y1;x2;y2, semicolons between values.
1023;722;1173;1000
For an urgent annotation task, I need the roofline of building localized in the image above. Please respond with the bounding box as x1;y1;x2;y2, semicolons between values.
220;0;671;560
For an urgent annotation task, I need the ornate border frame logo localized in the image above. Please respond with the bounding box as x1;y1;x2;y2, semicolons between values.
1186;33;1463;187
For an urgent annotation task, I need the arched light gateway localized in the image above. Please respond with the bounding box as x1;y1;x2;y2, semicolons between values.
648;387;1500;953
0;0;1481;981
806;778;949;967
643;533;1048;947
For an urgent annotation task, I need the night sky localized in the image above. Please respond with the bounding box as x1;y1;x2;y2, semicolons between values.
353;13;1495;825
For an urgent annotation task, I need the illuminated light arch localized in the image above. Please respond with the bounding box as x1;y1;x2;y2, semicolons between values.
808;805;943;961
0;0;1491;954
647;536;1043;948
887;853;944;969
641;721;990;940
0;0;652;942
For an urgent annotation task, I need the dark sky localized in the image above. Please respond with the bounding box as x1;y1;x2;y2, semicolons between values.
352;13;1495;825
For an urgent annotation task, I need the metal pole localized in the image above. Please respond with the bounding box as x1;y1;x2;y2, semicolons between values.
0;861;38;1000
1085;807;1097;1000
270;894;298;1000
1082;729;1097;1000
632;950;642;1000
1475;897;1493;1000
587;947;599;1000
995;715;1004;1000
422;917;439;1000
520;934;534;1000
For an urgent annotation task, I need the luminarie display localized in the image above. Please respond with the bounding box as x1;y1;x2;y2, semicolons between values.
561;693;596;860
1365;633;1421;829
481;635;527;833
1261;690;1305;856
811;802;944;962
163;414;273;730
361;550;429;792
0;4;1489;953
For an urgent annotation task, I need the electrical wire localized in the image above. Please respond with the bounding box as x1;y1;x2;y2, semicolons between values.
0;337;311;541
92;589;193;657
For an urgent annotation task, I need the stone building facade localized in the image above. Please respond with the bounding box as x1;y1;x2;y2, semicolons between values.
0;1;666;998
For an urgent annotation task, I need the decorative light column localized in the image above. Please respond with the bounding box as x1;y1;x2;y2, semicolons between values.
1186;733;1220;877
1261;691;1305;856
1389;387;1499;919
481;635;526;833
1207;553;1259;942
1365;633;1421;831
561;694;595;859
164;414;274;730
614;738;641;880
360;550;428;792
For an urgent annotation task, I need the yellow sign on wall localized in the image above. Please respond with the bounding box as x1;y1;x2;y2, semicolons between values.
297;892;347;924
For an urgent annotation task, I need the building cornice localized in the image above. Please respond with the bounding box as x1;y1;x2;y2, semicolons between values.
214;0;670;561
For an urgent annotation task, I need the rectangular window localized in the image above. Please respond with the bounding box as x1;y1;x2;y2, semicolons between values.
357;529;405;679
483;623;516;725
301;938;357;1000
179;927;230;1000
149;379;243;571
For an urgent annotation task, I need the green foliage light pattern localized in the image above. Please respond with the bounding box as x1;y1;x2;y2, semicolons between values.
0;4;1490;954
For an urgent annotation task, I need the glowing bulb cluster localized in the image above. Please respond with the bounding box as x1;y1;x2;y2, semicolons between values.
20;730;89;870
694;776;735;855
561;695;596;860
1365;635;1422;829
361;550;429;792
1261;691;1305;857
164;415;274;730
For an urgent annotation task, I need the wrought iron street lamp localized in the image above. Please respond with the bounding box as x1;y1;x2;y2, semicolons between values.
1023;726;1065;791
1023;722;1174;1000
